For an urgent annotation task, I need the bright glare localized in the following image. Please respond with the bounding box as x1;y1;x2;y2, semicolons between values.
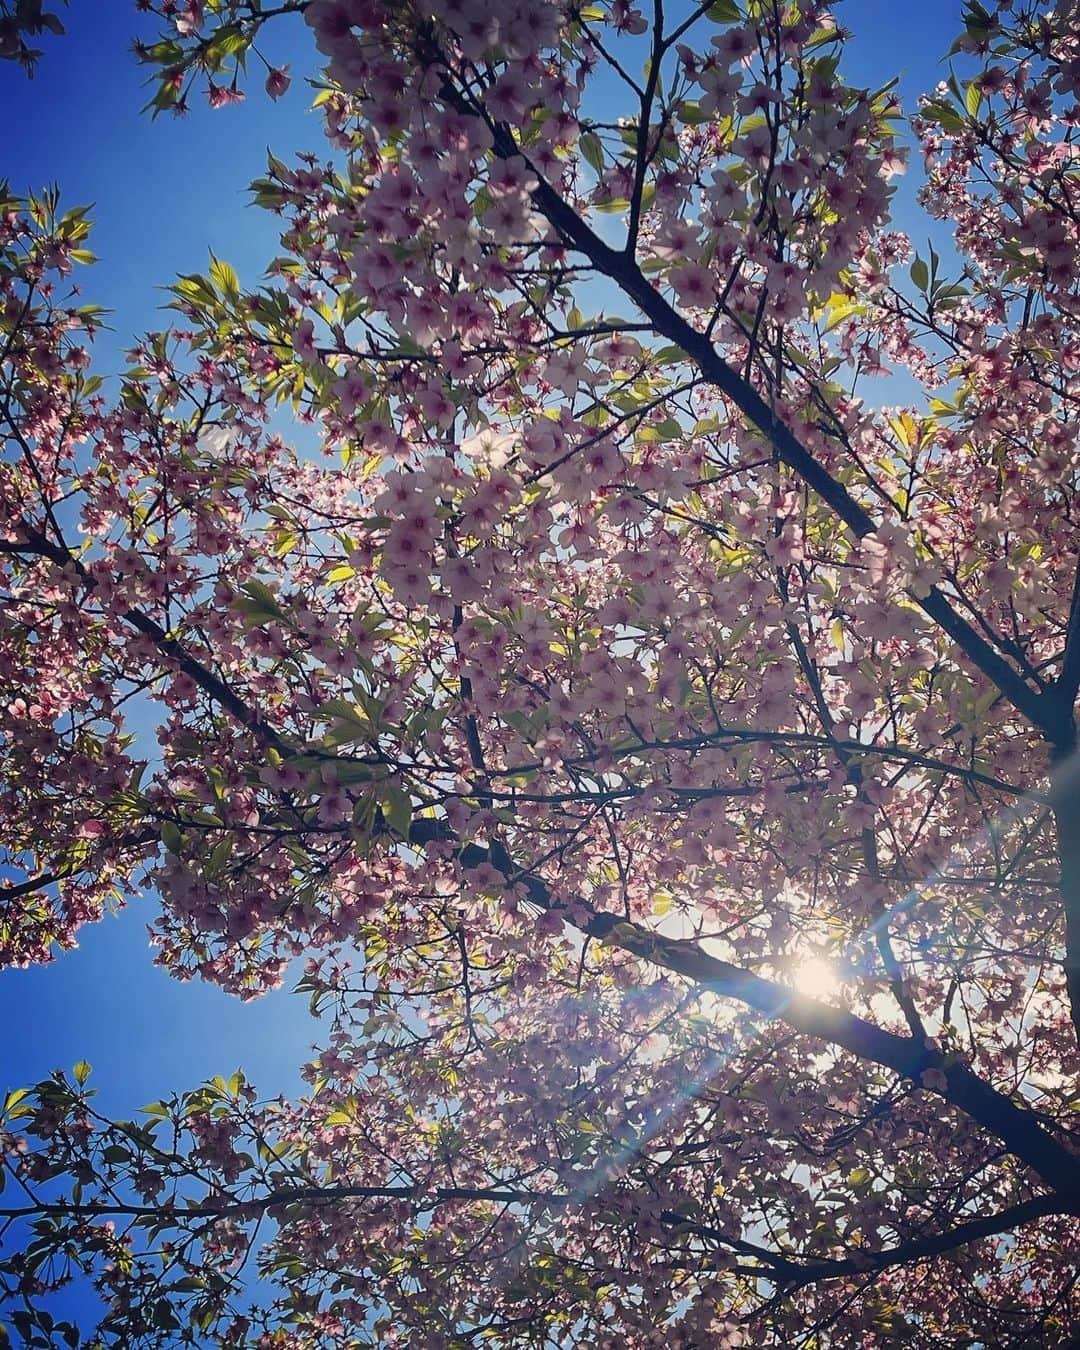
790;956;842;999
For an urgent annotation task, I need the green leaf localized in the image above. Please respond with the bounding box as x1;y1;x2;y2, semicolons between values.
888;412;918;449
380;785;412;840
653;343;688;364
677;100;708;125
321;721;373;749
921;98;965;133
316;698;367;723
209;253;240;301
821;301;865;333
578;131;604;175
210;23;248;58
172;273;216;308
236;579;284;622
331;758;376;783
3;1088;30;1115
909;256;929;291
73;1061;91;1087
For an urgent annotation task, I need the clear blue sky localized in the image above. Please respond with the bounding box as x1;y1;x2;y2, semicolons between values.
0;0;966;1126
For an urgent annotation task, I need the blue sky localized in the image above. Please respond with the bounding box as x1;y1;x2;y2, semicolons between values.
0;0;967;1143
1;2;319;372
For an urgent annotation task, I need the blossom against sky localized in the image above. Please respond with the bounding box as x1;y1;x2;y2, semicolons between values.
1;0;963;1118
4;1;1076;1342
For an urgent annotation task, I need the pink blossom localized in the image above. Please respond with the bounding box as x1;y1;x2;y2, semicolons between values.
265;66;291;100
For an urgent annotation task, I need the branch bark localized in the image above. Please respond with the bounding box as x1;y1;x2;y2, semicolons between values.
4;1182;1065;1295
9;519;1074;1206
405;820;1080;1205
467;115;1053;733
669;1192;1067;1288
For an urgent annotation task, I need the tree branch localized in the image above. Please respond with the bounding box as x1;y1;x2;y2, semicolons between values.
474;122;1053;732
4;522;291;754
667;1192;1068;1288
7;438;1075;1207
7;520;1068;1203
1056;555;1080;706
408;819;1080;1204
6;1183;1063;1294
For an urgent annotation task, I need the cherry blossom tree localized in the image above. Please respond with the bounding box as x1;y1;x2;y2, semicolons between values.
0;0;66;72
4;0;1080;1343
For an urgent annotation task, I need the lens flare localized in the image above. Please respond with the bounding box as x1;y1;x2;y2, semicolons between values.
790;955;842;999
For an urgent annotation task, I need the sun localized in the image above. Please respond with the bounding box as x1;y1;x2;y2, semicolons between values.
790;955;843;999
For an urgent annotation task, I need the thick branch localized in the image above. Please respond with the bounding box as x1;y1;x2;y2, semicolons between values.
1052;748;1080;1047
7;477;1076;1203
0;1183;567;1222
476;124;1051;731
6;1184;1064;1291
0;827;157;905
6;523;291;754
408;819;1080;1203
668;1192;1068;1288
1056;556;1080;704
